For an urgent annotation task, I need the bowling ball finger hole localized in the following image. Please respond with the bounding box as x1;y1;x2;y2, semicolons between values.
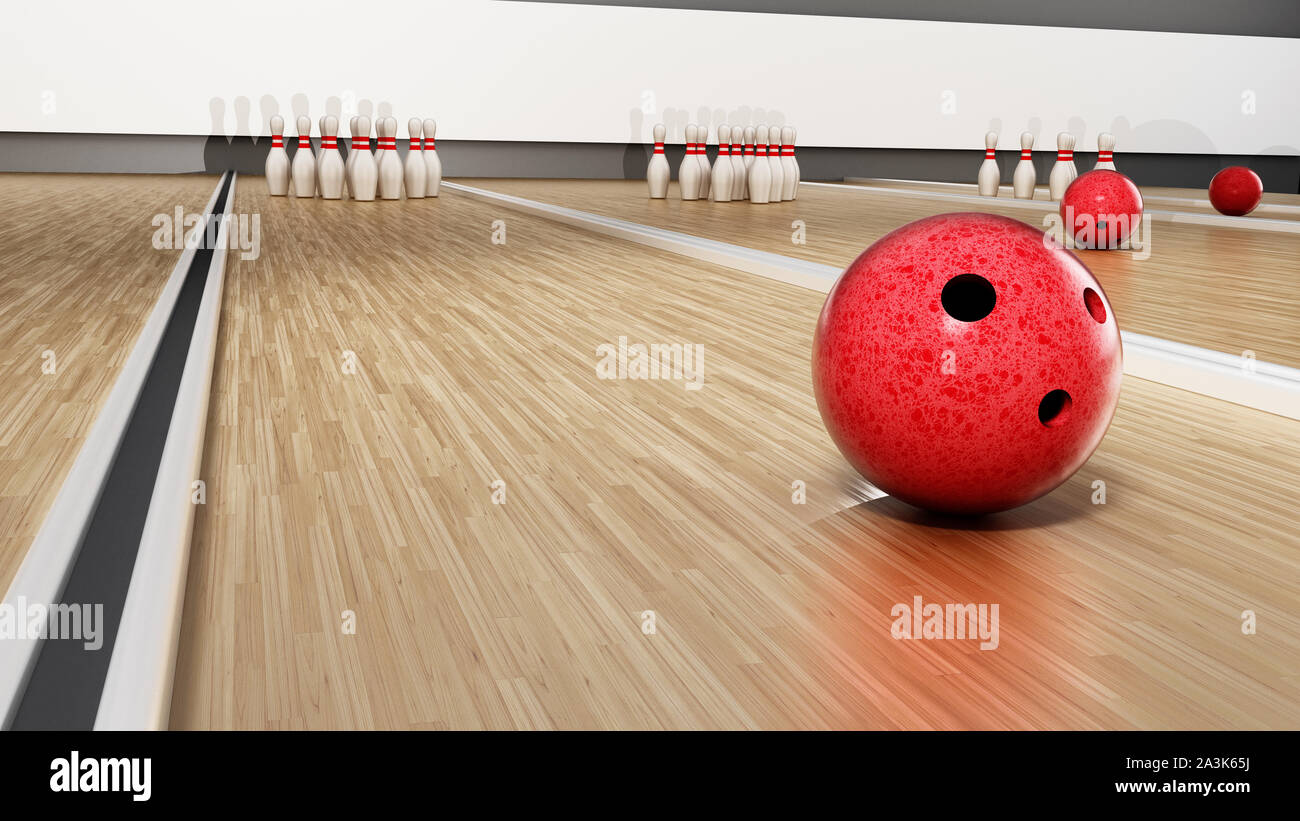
1038;389;1072;428
1083;288;1107;323
941;274;996;322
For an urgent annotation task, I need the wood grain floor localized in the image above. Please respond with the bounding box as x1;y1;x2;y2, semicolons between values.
169;181;1300;729
0;173;219;596
468;179;1300;369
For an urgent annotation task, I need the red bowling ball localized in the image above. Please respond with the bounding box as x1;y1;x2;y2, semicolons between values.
1208;166;1263;216
812;213;1123;515
1060;169;1143;249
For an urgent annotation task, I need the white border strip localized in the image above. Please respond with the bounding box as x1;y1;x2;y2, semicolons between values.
812;181;1300;234
443;182;837;292
95;174;237;730
845;177;1300;217
0;173;229;729
449;182;1300;420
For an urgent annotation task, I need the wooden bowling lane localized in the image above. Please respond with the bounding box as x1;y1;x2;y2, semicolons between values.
844;177;1300;219
170;182;1299;729
0;172;220;596
465;179;1300;370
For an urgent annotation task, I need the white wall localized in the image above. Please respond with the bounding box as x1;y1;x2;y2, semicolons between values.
3;0;1296;154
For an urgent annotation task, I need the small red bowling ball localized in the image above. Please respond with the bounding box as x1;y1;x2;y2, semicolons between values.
1060;170;1143;249
812;213;1123;515
1208;166;1263;216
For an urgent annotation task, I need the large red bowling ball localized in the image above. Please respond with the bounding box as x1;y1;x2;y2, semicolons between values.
1208;166;1263;216
1060;169;1143;249
812;213;1123;515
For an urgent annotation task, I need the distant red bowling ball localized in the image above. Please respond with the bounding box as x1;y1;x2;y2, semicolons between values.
1060;169;1143;249
812;213;1123;515
1208;166;1263;216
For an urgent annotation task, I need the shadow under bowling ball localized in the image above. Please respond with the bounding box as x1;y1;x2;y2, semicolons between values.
857;486;1088;532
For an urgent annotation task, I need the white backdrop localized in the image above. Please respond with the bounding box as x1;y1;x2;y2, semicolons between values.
3;0;1296;154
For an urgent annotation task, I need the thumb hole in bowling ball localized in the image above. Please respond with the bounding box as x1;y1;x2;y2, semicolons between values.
941;274;996;322
1084;288;1107;323
1038;389;1072;428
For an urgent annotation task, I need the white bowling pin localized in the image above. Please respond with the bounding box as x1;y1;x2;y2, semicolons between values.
318;115;345;200
1095;132;1117;171
316;115;328;191
1048;132;1078;200
789;126;800;199
712;125;733;202
404;118;427;199
742;126;755;199
779;126;796;201
767;125;784;202
729;128;746;200
1012;131;1036;199
291;115;316;198
350;115;377;201
977;131;1000;197
423;118;442;197
647;123;670;199
679;124;701;201
265;115;290;195
748;126;772;204
697;127;711;200
345;116;359;199
378;117;403;199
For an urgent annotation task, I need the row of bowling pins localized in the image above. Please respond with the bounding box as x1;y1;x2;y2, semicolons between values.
264;114;442;201
647;123;800;203
979;131;1117;200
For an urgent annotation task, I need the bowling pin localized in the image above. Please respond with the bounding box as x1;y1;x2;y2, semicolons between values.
729;127;746;200
345;116;359;199
789;126;800;200
646;123;670;199
697;127;711;200
291;115;317;198
712;125;733;202
316;115;328;191
1012;131;1036;199
404;118;427;199
977;131;1000;197
318;115;345;200
1095;132;1117;171
378;117;403;199
748;126;772;204
1048;132;1078;200
350;115;378;201
766;125;784;203
265;114;290;195
423;118;442;197
742;126;755;198
779;126;796;201
679;124;701;201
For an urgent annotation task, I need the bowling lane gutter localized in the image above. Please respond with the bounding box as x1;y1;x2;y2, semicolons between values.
0;172;236;730
444;181;1300;422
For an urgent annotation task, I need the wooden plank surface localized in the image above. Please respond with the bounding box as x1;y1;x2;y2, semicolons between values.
169;182;1300;730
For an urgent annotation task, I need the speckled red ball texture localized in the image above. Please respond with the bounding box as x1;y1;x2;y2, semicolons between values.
1208;166;1263;216
812;213;1123;515
1060;169;1144;249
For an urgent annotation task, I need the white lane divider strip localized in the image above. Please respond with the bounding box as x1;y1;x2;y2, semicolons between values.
448;181;1300;421
809;181;1300;234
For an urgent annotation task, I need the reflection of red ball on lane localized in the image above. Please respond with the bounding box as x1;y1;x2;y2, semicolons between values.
1060;169;1143;249
1208;166;1263;216
812;213;1123;515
